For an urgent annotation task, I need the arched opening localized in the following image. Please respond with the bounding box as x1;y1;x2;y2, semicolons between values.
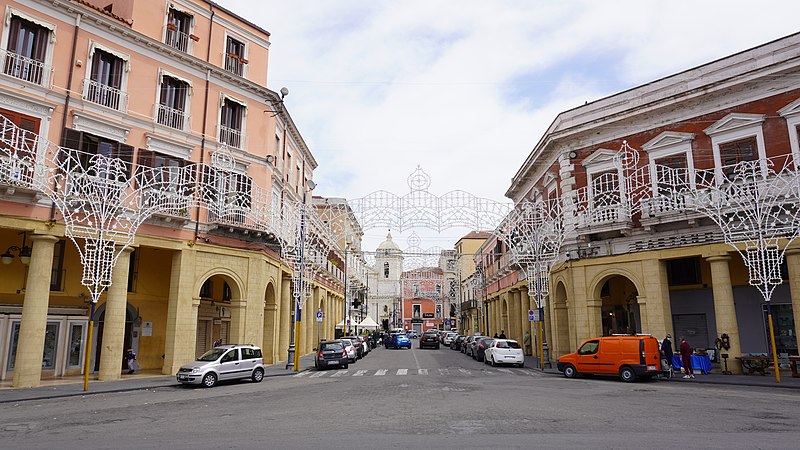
599;275;640;335
553;281;571;355
501;297;509;337
195;273;241;357
93;303;138;372
263;282;277;363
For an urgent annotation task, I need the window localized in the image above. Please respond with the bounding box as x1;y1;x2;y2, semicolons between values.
85;48;127;111
225;36;246;76
219;98;245;148
667;257;701;285
590;170;620;208
577;340;599;355
384;262;389;278
221;349;239;363
200;279;213;298
67;323;85;367
201;166;253;223
165;8;193;52
61;128;133;179
157;75;190;129
412;304;421;318
127;249;138;292
719;137;756;176
0;108;40;185
50;240;65;291
436;304;442;319
3;15;51;85
223;282;232;301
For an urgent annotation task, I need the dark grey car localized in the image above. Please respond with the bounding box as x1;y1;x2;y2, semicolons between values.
315;340;349;370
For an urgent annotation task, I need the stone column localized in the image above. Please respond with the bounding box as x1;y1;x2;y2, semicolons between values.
12;234;58;388
278;276;291;362
163;248;198;375
518;288;530;352
706;253;742;374
272;279;283;364
786;249;800;356
98;247;134;381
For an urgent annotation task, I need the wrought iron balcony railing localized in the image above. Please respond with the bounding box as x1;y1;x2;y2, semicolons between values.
82;79;128;112
1;50;52;87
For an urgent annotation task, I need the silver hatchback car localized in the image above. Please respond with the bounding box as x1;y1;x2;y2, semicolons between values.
176;344;265;388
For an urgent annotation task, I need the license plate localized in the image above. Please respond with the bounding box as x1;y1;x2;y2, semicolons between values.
179;375;188;380
505;356;515;359
327;360;339;365
647;365;657;371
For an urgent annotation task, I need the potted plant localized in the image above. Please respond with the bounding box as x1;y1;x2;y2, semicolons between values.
167;23;178;31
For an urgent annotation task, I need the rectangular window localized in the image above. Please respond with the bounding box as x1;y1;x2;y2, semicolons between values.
667;257;702;285
157;76;189;129
61;129;134;178
219;99;244;148
590;170;620;207
654;153;688;194
412;304;421;318
719;137;756;177
127;249;138;292
225;36;245;76
165;8;192;52
3;16;50;85
200;279;213;298
0;108;40;185
67;323;85;367
86;49;126;110
42;322;59;369
50;240;65;291
201;166;252;223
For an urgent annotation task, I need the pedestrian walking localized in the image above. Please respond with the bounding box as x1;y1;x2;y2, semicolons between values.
499;330;507;339
679;337;694;379
126;348;137;375
661;334;674;377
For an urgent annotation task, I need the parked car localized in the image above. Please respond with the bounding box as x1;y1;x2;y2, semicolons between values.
557;335;662;382
483;339;525;368
176;344;265;388
340;338;357;363
419;330;440;349
463;335;480;355
407;330;419;339
386;333;412;349
442;332;457;346
343;336;364;358
451;335;466;351
473;337;494;362
314;340;349;370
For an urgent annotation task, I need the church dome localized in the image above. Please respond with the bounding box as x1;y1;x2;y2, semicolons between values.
376;231;401;253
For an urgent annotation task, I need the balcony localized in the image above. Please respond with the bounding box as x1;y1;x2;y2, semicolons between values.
156;104;188;130
82;79;127;112
218;125;243;149
1;50;52;87
224;54;244;77
164;27;190;53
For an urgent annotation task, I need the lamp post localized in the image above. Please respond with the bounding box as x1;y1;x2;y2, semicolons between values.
286;180;316;371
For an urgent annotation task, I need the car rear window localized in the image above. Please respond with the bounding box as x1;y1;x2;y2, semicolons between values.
506;341;521;349
321;342;344;351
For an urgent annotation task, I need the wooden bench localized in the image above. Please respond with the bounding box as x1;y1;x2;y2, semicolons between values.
736;356;771;376
790;356;800;378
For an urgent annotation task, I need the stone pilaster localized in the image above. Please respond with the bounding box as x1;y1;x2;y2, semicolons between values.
12;234;58;388
278;276;291;362
98;247;134;381
706;253;742;374
641;258;673;339
163;248;198;375
785;249;800;359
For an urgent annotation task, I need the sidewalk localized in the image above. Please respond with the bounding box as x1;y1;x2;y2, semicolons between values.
0;354;317;404
522;354;800;389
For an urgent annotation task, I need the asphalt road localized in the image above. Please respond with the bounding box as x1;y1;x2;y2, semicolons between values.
2;343;799;449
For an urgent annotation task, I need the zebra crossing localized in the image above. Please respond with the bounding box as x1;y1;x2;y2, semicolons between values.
292;367;543;379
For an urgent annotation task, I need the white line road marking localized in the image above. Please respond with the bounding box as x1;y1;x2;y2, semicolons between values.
497;368;513;374
374;369;387;376
353;370;368;377
459;368;471;376
330;370;348;377
397;369;408;375
412;346;422;369
418;369;428;375
292;372;309;378
309;371;326;378
438;368;449;376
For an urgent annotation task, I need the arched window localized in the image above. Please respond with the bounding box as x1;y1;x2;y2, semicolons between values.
384;262;389;278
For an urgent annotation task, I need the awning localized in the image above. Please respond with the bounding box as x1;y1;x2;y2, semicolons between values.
357;317;380;329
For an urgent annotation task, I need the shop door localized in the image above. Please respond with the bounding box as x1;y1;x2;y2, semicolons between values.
763;304;797;357
196;320;209;357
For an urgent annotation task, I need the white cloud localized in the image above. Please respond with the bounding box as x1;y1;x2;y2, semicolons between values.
219;0;799;251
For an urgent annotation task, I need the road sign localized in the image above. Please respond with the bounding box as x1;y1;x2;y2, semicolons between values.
528;309;540;322
445;319;450;325
316;310;323;322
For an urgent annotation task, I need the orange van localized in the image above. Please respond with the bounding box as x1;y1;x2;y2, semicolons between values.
556;335;662;382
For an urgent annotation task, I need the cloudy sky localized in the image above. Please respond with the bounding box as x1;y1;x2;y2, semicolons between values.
219;0;798;252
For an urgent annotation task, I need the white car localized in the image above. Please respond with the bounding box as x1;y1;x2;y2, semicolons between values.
340;338;357;363
483;339;524;368
442;332;457;346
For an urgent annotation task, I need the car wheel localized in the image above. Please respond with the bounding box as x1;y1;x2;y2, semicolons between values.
202;372;217;388
252;368;264;383
619;366;636;382
490;356;497;367
563;364;577;378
